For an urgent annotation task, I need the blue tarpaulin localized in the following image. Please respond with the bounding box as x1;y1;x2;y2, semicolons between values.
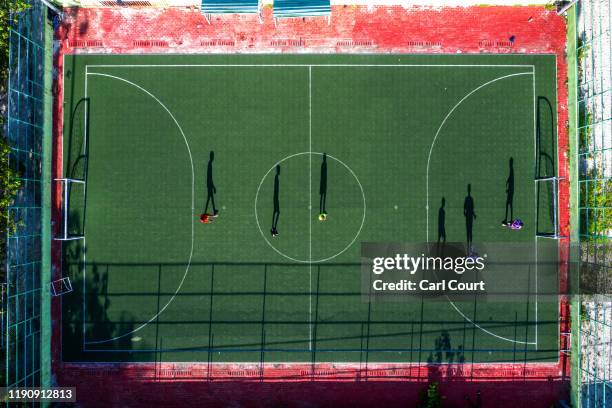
273;0;331;18
201;0;259;14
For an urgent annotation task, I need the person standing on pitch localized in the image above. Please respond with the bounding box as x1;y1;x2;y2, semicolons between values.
319;153;328;221
463;184;476;253
271;165;281;237
205;151;219;217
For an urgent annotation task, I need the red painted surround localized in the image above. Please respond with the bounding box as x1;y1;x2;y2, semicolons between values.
51;5;571;407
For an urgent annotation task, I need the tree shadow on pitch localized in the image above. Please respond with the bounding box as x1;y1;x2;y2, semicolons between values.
427;330;455;365
426;330;466;381
61;216;130;359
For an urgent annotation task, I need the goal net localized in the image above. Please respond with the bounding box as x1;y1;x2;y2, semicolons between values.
54;178;86;241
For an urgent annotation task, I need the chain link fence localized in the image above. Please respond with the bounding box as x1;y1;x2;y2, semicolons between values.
3;0;47;389
576;0;612;406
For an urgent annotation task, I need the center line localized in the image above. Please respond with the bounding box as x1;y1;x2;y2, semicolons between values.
308;66;313;352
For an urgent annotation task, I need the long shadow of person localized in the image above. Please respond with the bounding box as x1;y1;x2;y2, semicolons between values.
437;197;446;255
271;165;280;237
463;184;476;253
205;151;218;216
502;157;514;226
319;153;327;216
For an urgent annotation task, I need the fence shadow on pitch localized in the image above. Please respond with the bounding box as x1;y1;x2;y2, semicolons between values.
61;259;557;364
61;218;137;360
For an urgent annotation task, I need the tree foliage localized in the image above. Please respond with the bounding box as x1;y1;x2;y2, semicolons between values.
1;0;29;267
578;94;612;239
417;382;442;408
0;0;31;83
0;137;21;234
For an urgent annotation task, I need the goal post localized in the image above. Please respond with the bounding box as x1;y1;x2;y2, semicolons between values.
535;176;566;239
535;95;566;239
54;177;86;241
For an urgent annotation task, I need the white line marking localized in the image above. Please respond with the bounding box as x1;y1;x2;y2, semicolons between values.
83;73;195;345
82;67;88;348
553;54;560;351
76;356;560;365
84;66;89;161
79;63;546;350
87;64;536;68
82;238;86;347
532;70;539;350
426;72;533;241
61;53;67;358
425;71;537;345
308;66;313;352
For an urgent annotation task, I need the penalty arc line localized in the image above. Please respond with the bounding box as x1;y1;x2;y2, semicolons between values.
83;72;195;345
425;71;537;345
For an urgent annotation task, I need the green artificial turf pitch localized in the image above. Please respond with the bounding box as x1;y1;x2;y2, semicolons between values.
61;54;560;363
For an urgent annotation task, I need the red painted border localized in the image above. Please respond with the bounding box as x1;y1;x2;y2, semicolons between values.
51;5;570;406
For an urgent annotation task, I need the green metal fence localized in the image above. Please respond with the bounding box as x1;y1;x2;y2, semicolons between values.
4;0;51;391
574;0;612;407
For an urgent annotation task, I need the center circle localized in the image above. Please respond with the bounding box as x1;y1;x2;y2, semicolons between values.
254;152;366;263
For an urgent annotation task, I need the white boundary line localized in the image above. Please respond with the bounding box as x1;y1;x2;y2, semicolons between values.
86;64;536;68
425;70;537;346
553;54;559;350
78;62;548;353
308;66;313;351
82;66;88;348
83;72;195;345
61;53;66;358
72;359;562;365
82;239;86;347
533;69;538;349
